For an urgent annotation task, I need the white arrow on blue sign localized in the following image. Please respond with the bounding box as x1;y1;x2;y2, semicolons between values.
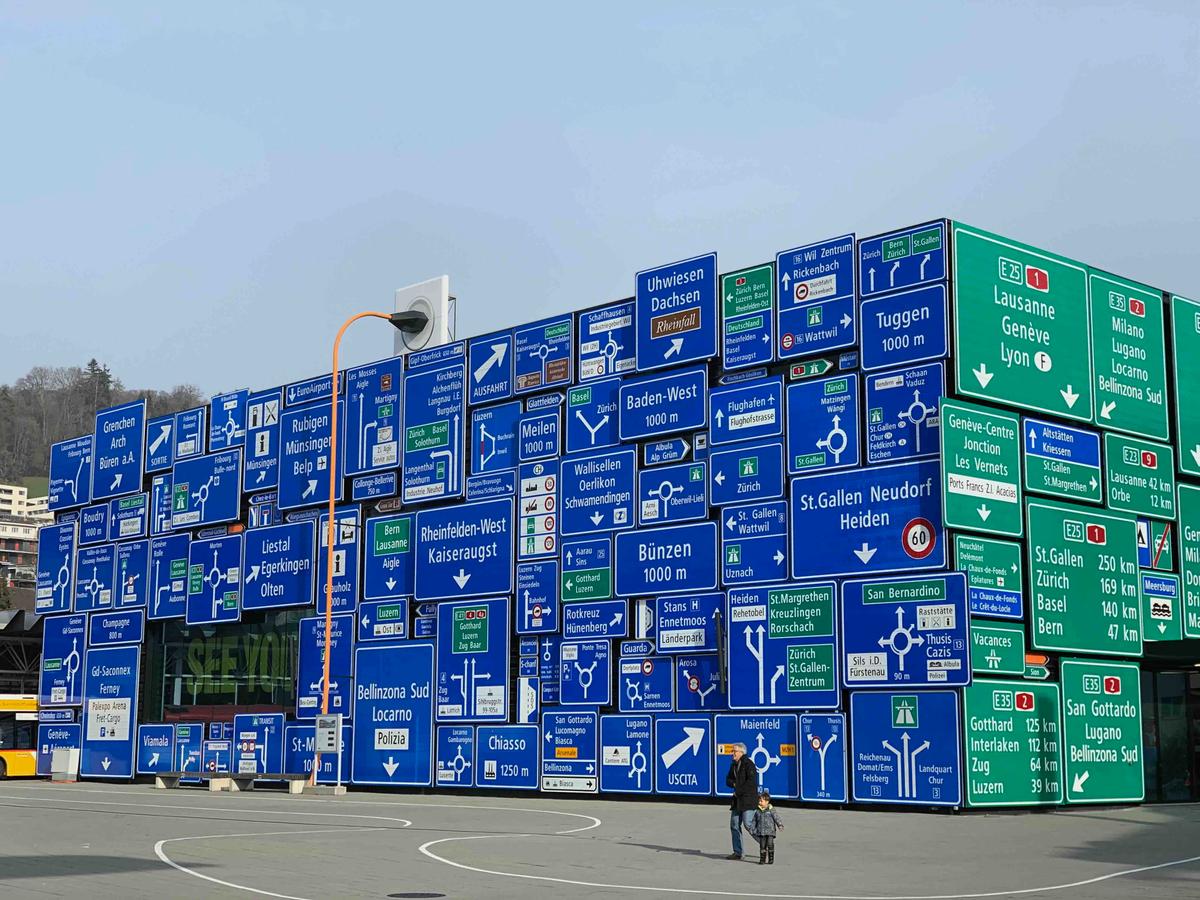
709;376;783;446
279;399;342;511
559;639;611;706
36;523;76;615
403;357;465;504
80;644;140;778
857;220;946;298
721;500;789;586
563;599;627;641
148;533;189;620
48;435;93;511
786;373;860;474
559;446;636;536
635;253;718;372
709;439;784;506
342;357;402;477
414;498;513;602
776;235;856;359
637;460;707;525
468;331;513;405
40;614;86;706
515;315;573;394
800;713;848;803
654;716;712;796
864;363;943;465
352;642;434;786
171;449;242;528
579;301;636;381
173;406;207;460
145;414;174;473
244;387;282;492
241;520;315;612
92;399;146;501
209;389;249;451
566;377;621;453
599;714;653;793
185;533;242;625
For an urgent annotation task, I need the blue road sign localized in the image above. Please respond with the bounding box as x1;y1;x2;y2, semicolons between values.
559;639;611;706
174;406;206;460
539;635;561;704
74;544;115;613
36;523;75;615
473;725;538;790
202;740;232;776
542;709;598;792
279;399;343;511
436;597;510;722
244;387;282;492
655;593;722;653
841;573;970;689
619;366;707;441
285;372;338;408
80;644;139;778
865;364;943;464
317;506;361;614
414;616;436;638
89;608;144;647
786;373;860;474
149;473;172;535
363;512;414;600
722;264;775;370
403;357;465;504
637;459;706;525
849;690;961;806
185;533;242;625
636;253;717;372
858;220;946;298
232;712;286;776
359;598;408;642
174;723;204;776
615;522;718;597
518;410;561;463
861;284;948;371
284;721;352;784
172;449;242;528
113;539;149;609
519;636;539;657
468;331;514;405
242;520;315;611
343;357;401;477
466;470;515;500
722;500;789;586
565;378;621;454
415;499;512;601
790;460;945;579
92;400;146;501
710;377;783;447
48;435;93;511
472;400;520;475
599;714;653;793
146;414;174;473
710;439;784;506
618;656;673;712
517;675;540;724
715;713;799;800
561;537;612;602
246;491;278;528
800;713;848;803
560;446;635;536
148;534;189;620
776;234;856;359
655;716;712;796
564;599;627;641
352;642;434;786
40;614;86;706
1024;416;1103;498
78;503;108;546
515;315;573;395
580;300;637;381
39;709;75;724
518;460;558;560
516;560;558;634
435;725;475;787
108;493;148;541
38;724;82;776
525;392;563;412
643;437;693;466
297;613;353;719
210;389;249;451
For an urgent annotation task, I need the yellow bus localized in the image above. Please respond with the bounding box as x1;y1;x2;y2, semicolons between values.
0;694;39;777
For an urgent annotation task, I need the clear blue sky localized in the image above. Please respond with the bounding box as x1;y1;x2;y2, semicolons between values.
3;2;1197;395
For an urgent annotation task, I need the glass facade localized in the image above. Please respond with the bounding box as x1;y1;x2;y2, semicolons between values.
1140;669;1200;802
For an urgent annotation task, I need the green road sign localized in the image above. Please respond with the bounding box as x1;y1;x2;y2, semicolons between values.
1103;433;1175;521
1088;270;1168;439
1024;664;1050;681
964;679;1062;807
1140;571;1182;642
1138;517;1174;572
1022;420;1102;503
787;644;835;693
767;583;834;639
951;223;1092;421
954;534;1024;619
1026;499;1141;656
1171;295;1200;475
970;620;1026;675
940;399;1022;536
722;264;773;323
372;516;410;555
1061;658;1144;804
1179;484;1200;639
562;565;612;602
452;605;488;654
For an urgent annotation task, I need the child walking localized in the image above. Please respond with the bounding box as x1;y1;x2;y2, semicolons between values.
752;791;783;865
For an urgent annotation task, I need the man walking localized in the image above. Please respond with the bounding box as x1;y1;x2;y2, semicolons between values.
724;742;758;859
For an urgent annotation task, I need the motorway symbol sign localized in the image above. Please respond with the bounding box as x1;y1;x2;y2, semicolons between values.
1023;417;1102;503
37;724;82;777
80;644;140;779
475;725;539;790
279;399;342;511
36;523;75;615
1089;270;1168;439
615;521;718;597
542;709;599;792
113;540;150;609
48;434;93;510
790;460;945;579
244;387;282;492
518;410;560;463
643;437;692;466
721;264;774;370
352;642;434;786
800;713;848;803
359;598;409;642
210;389;248;451
78;504;109;546
676;654;726;711
136;724;175;775
414;498;513;601
560;639;611;705
109;493;148;541
232;713;285;776
148;534;189;620
92;399;146;501
297;613;353;719
435;725;475;787
1180;485;1200;639
850;690;961;806
1141;572;1182;641
964;679;1062;807
516;559;559;634
952;222;1092;421
618;656;673;713
564;599;627;641
619;366;707;442
1026;498;1140;656
637;460;706;525
518;461;558;559
566;378;621;453
859;220;946;298
953;534;1023;620
317;506;361;614
241;520;315;611
786;373;859;473
722;500;788;586
343;357;402;477
363;512;414;600
655;592;721;653
468;330;513;405
860;284;948;371
562;537;612;602
636;252;718;372
146;414;174;473
1104;433;1175;520
172;449;241;528
727;583;839;710
600;715;653;793
40;614;86;706
174;406;206;460
285;721;352;784
940;399;1023;536
580;300;636;381
560;446;635;536
709;439;784;506
74;544;115;612
436;597;510;722
472;400;520;474
654;716;712;796
865;363;942;465
1061;658;1143;804
185;533;242;626
970;620;1025;675
1171;295;1200;475
403;356;465;504
515;315;573;394
149;473;172;535
776;234;856;358
709;376;782;447
715;713;798;800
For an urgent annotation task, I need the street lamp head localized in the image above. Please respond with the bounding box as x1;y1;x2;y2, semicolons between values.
388;310;430;333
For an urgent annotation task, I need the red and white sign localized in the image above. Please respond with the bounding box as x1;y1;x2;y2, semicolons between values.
902;518;937;559
1025;266;1050;292
1086;523;1107;545
1103;675;1122;695
1015;692;1035;711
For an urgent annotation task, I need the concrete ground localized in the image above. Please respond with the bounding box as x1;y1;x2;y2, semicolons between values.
0;781;1197;899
